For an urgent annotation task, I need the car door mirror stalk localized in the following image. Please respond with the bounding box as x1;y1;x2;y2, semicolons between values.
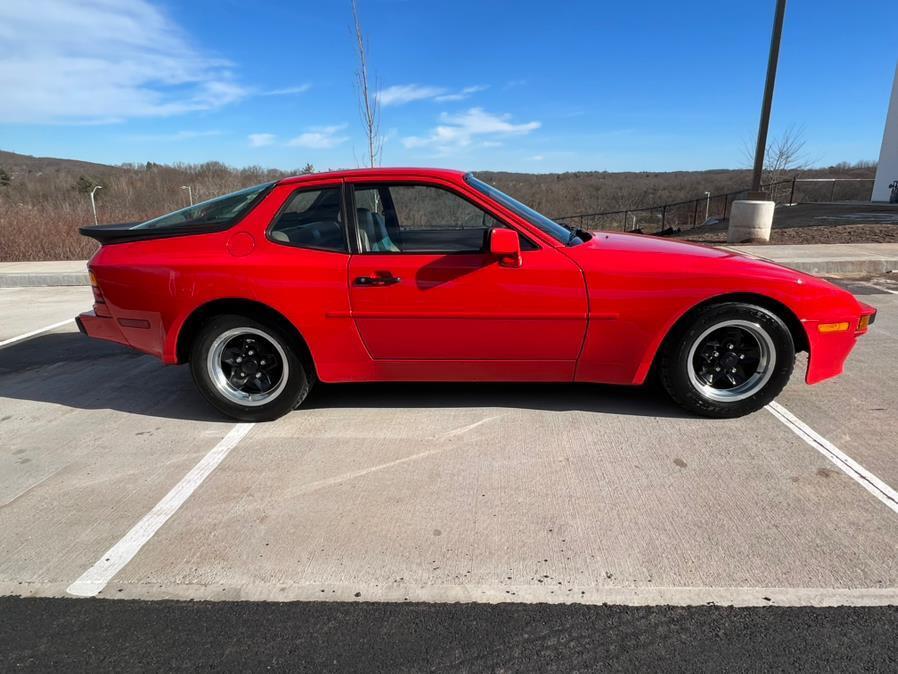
489;228;522;268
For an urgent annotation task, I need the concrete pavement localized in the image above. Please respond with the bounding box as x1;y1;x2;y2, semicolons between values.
0;286;89;343
1;285;897;607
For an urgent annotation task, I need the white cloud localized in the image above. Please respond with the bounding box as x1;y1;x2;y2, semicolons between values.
287;124;349;150
402;108;540;152
0;0;248;123
528;154;545;161
262;84;311;96
248;133;277;147
433;85;488;103
377;84;447;107
376;83;487;107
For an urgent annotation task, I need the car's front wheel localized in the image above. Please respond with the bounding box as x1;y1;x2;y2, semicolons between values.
190;314;313;422
660;302;795;418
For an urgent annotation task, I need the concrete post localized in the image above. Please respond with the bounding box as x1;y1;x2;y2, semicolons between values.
727;200;775;243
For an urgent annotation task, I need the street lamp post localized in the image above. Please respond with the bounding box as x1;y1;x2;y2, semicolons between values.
704;191;711;222
89;185;103;226
180;185;194;206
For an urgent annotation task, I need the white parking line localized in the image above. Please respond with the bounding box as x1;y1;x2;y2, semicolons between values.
0;319;75;348
67;422;255;597
860;281;898;295
766;401;898;515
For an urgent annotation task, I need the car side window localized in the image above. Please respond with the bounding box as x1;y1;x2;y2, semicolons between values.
269;187;346;252
353;184;534;253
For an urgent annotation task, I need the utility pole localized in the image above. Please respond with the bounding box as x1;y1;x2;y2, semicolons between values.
750;0;787;198
729;0;787;243
89;185;103;226
180;185;194;206
704;191;711;221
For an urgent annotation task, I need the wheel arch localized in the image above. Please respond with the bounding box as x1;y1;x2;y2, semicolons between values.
644;292;809;382
175;298;315;374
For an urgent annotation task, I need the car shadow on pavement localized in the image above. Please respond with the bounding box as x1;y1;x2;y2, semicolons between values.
0;332;223;422
304;381;692;419
1;332;691;421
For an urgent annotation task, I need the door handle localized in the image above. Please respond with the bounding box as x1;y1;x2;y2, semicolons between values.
354;274;401;286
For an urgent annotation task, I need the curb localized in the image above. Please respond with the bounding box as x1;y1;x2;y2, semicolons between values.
718;246;898;276
758;259;898;276
0;272;91;288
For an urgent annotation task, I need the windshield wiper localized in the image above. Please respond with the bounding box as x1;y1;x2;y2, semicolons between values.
560;224;589;246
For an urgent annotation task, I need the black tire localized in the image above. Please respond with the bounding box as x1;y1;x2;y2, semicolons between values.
660;302;794;418
189;314;314;422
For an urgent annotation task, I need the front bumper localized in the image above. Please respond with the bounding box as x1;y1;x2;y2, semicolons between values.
804;301;877;385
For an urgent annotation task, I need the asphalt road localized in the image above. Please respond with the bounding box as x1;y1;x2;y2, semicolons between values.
1;277;897;668
2;597;897;671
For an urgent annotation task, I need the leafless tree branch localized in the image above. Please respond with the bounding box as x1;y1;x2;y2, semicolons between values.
743;125;811;200
351;0;381;168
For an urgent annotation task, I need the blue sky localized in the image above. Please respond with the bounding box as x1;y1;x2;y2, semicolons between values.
0;0;894;173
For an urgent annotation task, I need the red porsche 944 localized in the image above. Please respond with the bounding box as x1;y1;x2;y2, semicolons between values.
78;168;875;421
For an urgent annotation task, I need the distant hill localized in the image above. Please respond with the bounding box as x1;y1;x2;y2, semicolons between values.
0;149;876;261
0;149;123;178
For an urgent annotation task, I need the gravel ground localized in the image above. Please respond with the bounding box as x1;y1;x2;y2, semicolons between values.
679;223;898;245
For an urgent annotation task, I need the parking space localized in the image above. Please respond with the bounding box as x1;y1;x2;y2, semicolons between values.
773;293;898;488
0;286;90;343
1;285;896;606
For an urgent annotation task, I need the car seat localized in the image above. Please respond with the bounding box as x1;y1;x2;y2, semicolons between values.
356;208;399;252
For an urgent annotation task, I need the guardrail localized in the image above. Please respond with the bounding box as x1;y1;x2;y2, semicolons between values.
553;178;875;233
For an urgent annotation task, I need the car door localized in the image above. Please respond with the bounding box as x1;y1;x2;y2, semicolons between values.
346;180;588;377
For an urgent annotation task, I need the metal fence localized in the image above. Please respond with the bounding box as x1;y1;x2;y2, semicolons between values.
552;177;875;233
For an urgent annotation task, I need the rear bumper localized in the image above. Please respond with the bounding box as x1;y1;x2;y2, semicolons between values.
77;310;131;348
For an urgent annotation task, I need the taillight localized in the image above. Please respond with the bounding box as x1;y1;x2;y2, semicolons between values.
89;270;105;304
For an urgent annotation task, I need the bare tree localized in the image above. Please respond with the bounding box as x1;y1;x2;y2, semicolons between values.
351;0;382;167
743;125;811;201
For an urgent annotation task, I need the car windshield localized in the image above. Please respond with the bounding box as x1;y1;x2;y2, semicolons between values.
132;182;274;230
465;174;585;246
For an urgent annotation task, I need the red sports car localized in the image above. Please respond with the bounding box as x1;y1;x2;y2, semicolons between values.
78;168;875;421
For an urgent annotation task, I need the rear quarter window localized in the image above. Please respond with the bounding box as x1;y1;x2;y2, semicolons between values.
268;187;347;252
132;182;274;230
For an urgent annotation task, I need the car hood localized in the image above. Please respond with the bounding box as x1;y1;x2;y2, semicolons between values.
567;231;808;280
561;231;861;318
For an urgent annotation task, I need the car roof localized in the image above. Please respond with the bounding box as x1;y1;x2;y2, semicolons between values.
277;167;468;185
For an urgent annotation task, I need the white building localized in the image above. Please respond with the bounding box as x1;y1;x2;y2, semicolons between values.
873;62;898;202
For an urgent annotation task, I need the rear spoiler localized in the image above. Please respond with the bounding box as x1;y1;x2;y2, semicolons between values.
79;221;231;245
79;222;143;244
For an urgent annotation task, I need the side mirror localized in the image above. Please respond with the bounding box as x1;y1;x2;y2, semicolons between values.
488;228;522;268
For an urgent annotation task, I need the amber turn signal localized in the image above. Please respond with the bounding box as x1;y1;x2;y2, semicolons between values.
817;322;849;333
88;269;105;304
858;314;872;331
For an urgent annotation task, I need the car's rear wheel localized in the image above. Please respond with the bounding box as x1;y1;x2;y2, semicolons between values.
190;314;313;421
660;302;795;418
